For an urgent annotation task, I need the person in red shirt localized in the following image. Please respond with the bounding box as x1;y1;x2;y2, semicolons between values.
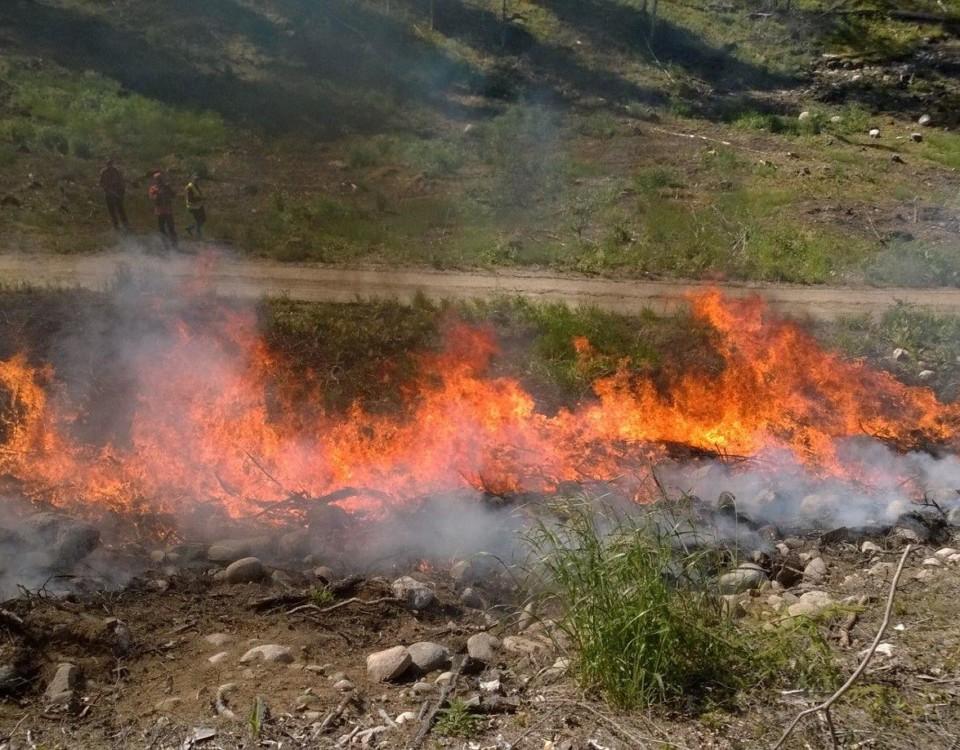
98;159;128;231
148;171;177;248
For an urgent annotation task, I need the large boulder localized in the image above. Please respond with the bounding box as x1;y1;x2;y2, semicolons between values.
407;642;450;673
366;646;412;682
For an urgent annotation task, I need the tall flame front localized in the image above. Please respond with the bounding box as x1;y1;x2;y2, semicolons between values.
1;291;957;517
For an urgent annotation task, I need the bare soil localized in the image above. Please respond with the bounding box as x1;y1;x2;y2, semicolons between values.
4;250;960;321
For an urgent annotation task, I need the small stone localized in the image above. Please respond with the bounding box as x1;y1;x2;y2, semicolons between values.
830;115;842;123
798;111;811;121
892;347;910;361
312;566;335;582
935;548;959;559
435;671;453;684
295;693;323;711
890;153;905;164
155;697;182;712
460;587;486;609
407;642;450;673
803;557;827;584
918;113;932;127
869;128;881;138
44;663;79;704
922;557;943;567
720;594;747;619
366;646;412;682
224;557;265;584
208;652;230;665
518;602;537;631
787;591;835;618
204;633;234;647
395;711;418;725
718;565;767;594
412;681;434;695
333;679;355;691
240;644;294;664
391;577;435;611
948;507;960;527
911;132;923;143
918;370;935;381
450;559;476;584
467;633;500;664
868;561;895;578
861;541;883;554
480;678;502;693
949;553;960;564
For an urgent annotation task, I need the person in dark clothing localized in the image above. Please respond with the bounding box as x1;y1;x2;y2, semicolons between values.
148;171;177;247
185;175;206;239
98;159;129;230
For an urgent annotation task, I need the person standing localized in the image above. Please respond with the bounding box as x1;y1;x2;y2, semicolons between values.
148;171;177;248
98;158;129;231
185;175;206;239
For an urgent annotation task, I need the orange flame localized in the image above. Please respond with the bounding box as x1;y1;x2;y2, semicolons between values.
1;290;957;517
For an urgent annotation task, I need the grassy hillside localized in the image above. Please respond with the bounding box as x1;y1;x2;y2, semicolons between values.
1;0;960;283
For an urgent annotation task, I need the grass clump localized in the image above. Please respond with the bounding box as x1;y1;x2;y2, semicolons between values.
434;698;481;738
526;503;838;709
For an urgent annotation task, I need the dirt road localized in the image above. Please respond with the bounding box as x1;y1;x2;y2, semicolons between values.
0;251;957;320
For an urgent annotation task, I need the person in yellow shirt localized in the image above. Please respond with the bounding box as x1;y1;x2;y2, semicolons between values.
185;175;206;240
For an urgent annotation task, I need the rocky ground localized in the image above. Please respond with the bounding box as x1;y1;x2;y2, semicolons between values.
0;489;959;750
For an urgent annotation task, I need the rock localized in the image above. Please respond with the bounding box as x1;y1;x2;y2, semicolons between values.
366;646;412;682
798;111;811;121
407;642;450;673
935;548;959;559
718;564;767;594
295;693;323;711
922;557;943;567
22;512;100;568
391;577;435;610
949;553;960;564
450;559;477;584
395;711;418;725
224;557;265;584
803;557;828;584
208;652;230;665
830;115;842;123
861;541;883;554
204;633;234;647
787;591;835;618
911;132;923;143
207;537;272;563
869;128;881;138
239;645;294;664
435;671;453;684
890;154;905;164
892;347;910;361
480;678;502;693
948;506;960;527
918;113;932;127
44;663;79;705
467;633;501;664
518;602;537;631
412;681;434;695
868;561;895;578
312;566;335;583
459;587;486;610
155;697;183;712
918;369;935;381
333;678;355;691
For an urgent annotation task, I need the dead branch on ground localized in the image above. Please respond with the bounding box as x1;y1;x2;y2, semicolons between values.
772;544;912;750
410;655;465;749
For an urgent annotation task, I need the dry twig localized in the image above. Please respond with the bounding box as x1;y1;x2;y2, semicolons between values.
771;545;912;750
286;596;399;616
410;655;465;749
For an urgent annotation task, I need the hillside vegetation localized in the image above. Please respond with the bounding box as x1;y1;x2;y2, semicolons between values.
1;0;960;283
